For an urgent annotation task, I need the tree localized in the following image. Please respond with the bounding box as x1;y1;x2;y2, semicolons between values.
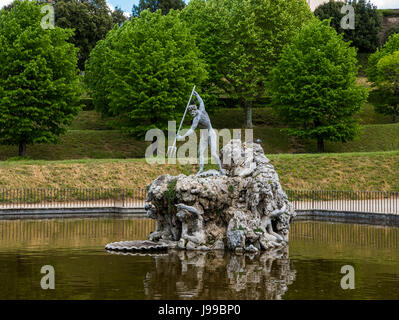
314;0;345;31
377;50;399;122
132;0;185;17
368;34;399;82
182;0;314;127
269;20;368;152
83;24;119;116
1;2;15;11
112;6;128;25
54;0;114;70
368;34;399;122
0;0;81;157
85;10;207;136
383;26;399;45
314;0;381;53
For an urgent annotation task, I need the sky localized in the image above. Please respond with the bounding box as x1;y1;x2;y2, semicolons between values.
0;0;141;11
107;0;399;13
0;0;397;14
107;0;138;12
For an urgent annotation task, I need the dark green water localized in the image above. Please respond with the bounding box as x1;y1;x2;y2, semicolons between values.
0;217;398;299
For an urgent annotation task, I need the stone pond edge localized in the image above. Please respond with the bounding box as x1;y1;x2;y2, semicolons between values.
0;207;398;226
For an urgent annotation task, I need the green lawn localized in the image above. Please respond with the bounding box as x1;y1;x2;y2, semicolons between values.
68;111;114;130
0;130;149;161
1;122;399;161
1;97;398;161
1;151;398;191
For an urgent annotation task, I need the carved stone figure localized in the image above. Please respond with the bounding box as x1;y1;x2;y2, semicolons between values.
176;203;206;246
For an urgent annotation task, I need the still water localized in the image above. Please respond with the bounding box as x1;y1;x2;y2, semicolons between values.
0;217;398;299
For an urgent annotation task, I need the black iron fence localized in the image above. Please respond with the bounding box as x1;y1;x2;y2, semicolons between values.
0;188;146;209
0;188;398;214
286;190;399;214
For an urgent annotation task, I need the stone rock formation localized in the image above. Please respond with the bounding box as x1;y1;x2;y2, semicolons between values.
144;139;295;252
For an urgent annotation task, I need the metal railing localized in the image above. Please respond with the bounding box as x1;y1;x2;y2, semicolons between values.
0;188;398;215
286;190;399;215
0;188;146;209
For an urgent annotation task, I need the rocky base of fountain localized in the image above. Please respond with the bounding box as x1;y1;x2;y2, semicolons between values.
105;140;295;253
105;240;168;252
140;140;296;252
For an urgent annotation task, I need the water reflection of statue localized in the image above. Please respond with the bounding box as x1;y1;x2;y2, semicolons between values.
176;91;225;176
143;248;296;300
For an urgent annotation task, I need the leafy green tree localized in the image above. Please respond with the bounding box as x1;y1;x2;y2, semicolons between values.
314;0;381;53
182;0;314;127
1;2;15;11
85;10;207;136
270;20;368;152
368;34;399;83
383;26;399;45
54;0;114;70
374;53;399;122
132;0;185;17
84;24;119;116
368;34;399;122
0;0;81;157
314;0;345;31
112;6;128;25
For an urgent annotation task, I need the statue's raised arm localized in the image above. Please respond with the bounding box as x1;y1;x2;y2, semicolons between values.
194;91;205;112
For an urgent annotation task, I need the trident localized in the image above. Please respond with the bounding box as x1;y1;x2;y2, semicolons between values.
167;85;196;158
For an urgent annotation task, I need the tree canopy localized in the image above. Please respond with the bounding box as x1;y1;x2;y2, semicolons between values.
270;19;368;152
383;26;399;45
182;0;314;127
85;10;207;136
54;0;115;70
0;0;81;157
111;6;128;26
132;0;186;17
368;33;399;82
367;34;399;123
314;0;381;53
314;0;344;31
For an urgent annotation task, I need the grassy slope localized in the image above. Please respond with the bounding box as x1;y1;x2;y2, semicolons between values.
1;151;398;191
270;151;399;192
0;108;398;160
0;130;149;160
1;51;395;160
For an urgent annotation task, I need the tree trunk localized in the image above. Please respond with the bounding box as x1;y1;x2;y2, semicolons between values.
18;141;26;157
243;100;253;128
317;137;324;153
393;105;397;123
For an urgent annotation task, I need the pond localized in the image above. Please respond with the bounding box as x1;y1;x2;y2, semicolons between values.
0;217;398;299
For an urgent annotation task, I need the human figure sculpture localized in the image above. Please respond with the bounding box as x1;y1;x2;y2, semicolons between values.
260;203;287;244
176;203;206;245
145;203;170;241
177;91;225;176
